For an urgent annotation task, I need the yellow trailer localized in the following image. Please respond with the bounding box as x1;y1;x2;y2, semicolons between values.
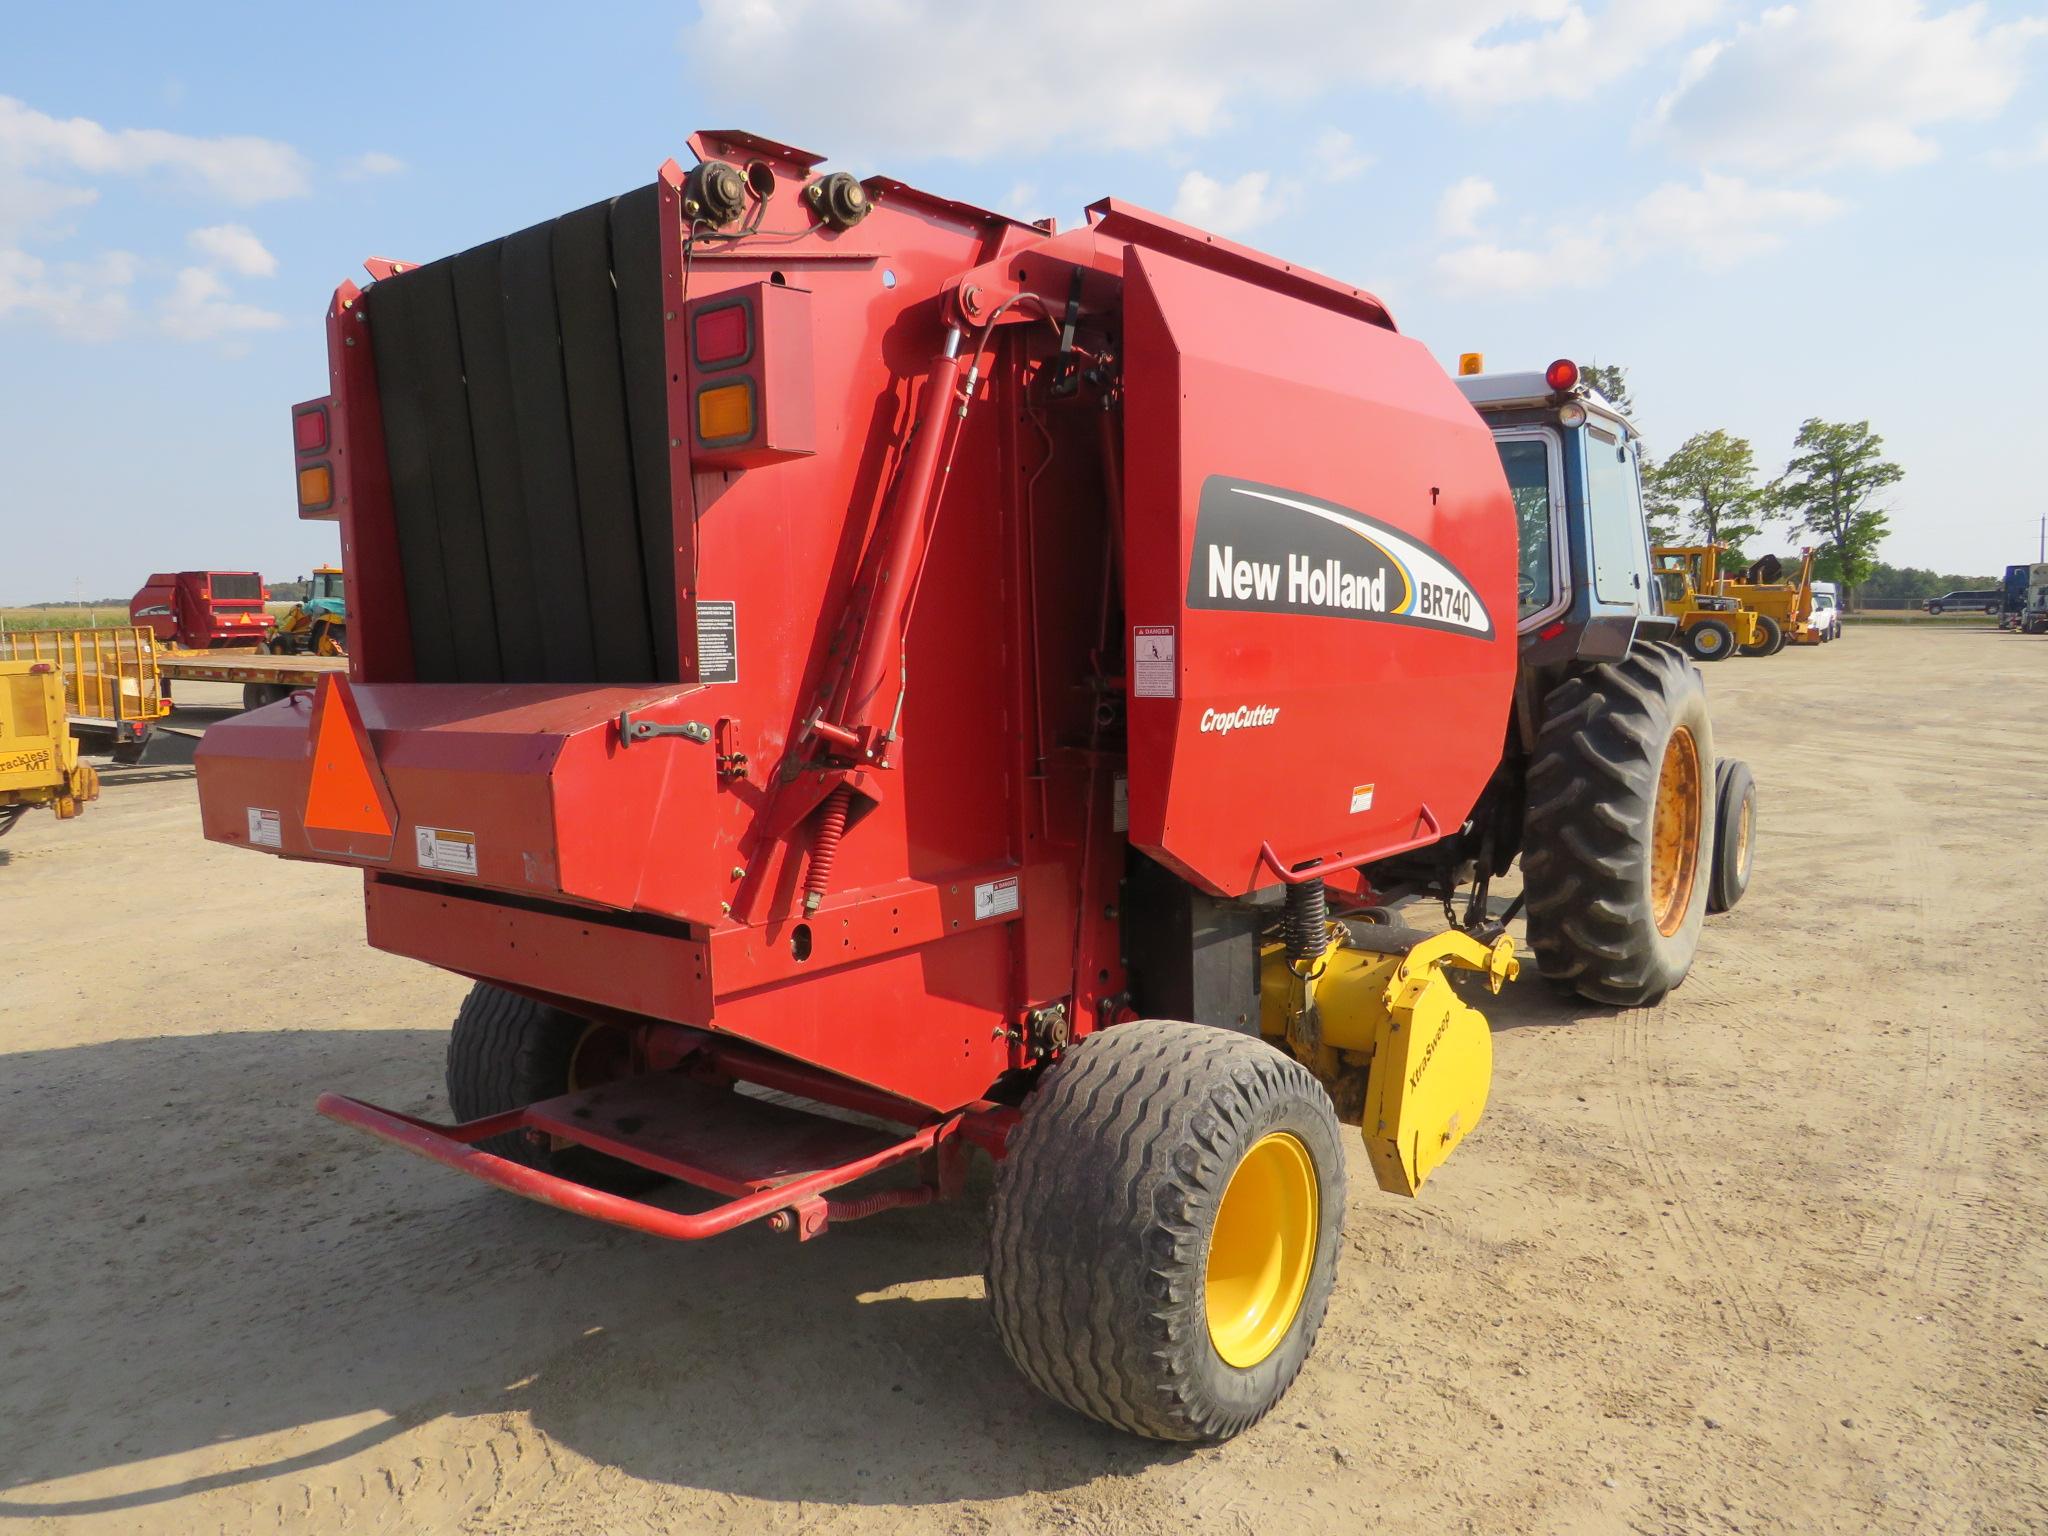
0;626;170;760
0;659;101;834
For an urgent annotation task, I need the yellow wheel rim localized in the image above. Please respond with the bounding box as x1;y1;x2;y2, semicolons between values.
1734;790;1753;885
1205;1131;1318;1369
1650;725;1704;937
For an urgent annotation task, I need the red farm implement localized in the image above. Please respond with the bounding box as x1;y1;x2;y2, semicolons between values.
196;130;1729;1440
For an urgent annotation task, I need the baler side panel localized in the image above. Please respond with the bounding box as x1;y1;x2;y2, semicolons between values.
1121;247;1518;895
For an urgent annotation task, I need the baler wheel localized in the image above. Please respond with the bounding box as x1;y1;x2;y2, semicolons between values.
445;982;664;1196
986;1021;1345;1442
1737;614;1783;657
1521;640;1716;1007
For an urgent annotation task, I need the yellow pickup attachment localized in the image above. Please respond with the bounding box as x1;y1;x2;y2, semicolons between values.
1260;925;1518;1196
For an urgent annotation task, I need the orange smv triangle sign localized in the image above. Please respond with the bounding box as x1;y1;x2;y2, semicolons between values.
304;675;393;839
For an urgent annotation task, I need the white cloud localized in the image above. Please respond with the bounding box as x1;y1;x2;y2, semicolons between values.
1626;172;1841;267
1315;128;1373;182
339;150;405;180
0;169;97;242
159;265;284;342
1171;169;1292;235
187;223;277;278
0;94;310;202
0;247;138;341
685;1;1719;161
1436;234;1609;295
1434;172;1844;292
1656;0;2048;173
1436;175;1498;239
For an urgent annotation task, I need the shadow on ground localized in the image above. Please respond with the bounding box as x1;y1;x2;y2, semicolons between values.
0;1028;1183;1519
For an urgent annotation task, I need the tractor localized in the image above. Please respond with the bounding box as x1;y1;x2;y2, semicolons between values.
264;565;349;656
1651;544;1766;660
1657;542;1821;653
1720;548;1824;646
194;132;1752;1442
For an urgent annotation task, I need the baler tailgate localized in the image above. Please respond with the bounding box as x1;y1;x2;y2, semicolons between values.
318;1072;950;1241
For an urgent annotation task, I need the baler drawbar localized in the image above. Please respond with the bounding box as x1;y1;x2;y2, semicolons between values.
198;129;1727;1441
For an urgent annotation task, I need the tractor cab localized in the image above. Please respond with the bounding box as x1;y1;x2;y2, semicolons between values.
264;565;348;657
1453;357;1672;671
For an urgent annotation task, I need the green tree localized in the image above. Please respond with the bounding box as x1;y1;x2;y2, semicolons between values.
1645;430;1765;554
1769;419;1902;607
1579;362;1633;416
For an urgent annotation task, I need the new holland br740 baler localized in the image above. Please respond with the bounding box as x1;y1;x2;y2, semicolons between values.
195;131;1734;1441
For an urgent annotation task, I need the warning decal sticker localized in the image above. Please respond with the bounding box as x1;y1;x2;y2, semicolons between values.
415;826;479;877
1133;625;1176;698
247;807;282;847
974;875;1021;921
696;600;738;685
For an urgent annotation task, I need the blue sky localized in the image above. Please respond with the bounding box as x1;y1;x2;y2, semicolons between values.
4;0;2044;604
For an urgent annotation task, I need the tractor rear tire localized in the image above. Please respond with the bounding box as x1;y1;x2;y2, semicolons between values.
1521;640;1717;1008
1737;614;1781;657
1684;619;1735;661
1707;759;1756;914
445;982;663;1196
986;1020;1346;1442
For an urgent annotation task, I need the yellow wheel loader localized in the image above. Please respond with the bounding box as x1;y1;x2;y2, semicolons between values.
1652;551;1761;662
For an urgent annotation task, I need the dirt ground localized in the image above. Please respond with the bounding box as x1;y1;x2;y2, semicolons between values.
3;632;2045;1536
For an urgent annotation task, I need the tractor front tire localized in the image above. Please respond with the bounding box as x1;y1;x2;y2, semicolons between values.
1707;759;1756;914
445;982;662;1195
987;1021;1346;1442
1522;641;1717;1007
1684;619;1735;661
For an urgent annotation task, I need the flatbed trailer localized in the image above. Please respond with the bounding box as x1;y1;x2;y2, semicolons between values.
158;648;347;709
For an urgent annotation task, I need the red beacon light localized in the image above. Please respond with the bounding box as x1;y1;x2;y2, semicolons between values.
1544;358;1579;393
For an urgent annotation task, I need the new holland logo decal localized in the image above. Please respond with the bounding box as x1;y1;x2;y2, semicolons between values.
1186;476;1495;640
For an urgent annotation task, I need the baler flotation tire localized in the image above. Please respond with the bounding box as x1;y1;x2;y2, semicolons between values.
1521;639;1716;1008
985;1020;1346;1443
1684;618;1735;661
1738;614;1783;657
445;982;663;1196
1707;758;1756;914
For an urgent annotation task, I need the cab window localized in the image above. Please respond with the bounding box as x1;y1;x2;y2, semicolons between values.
1494;434;1559;622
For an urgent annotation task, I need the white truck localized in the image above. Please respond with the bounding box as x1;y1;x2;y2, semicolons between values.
2023;564;2048;635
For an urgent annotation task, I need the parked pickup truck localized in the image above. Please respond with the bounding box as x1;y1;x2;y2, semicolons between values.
1922;589;2001;616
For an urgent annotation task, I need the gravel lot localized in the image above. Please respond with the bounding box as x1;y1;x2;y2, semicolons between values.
2;631;2044;1535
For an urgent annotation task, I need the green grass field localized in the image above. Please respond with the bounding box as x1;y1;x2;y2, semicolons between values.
0;607;129;631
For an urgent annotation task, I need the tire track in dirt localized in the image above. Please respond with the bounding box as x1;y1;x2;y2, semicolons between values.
1609;998;1783;1348
1843;745;2000;1317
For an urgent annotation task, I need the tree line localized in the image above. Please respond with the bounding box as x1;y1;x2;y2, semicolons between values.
1582;364;1905;605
